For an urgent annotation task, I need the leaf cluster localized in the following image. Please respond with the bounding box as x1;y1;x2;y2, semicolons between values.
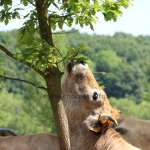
102;0;133;21
110;97;150;120
0;0;133;73
15;35;58;72
0;0;21;24
60;43;89;65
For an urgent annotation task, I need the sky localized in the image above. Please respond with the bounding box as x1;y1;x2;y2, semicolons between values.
0;0;150;36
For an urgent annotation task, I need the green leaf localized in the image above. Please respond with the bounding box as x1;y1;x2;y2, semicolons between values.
89;22;94;31
22;0;28;6
51;51;57;56
0;69;6;75
53;3;59;9
0;57;3;62
58;20;64;29
52;63;57;67
48;59;53;63
4;18;9;25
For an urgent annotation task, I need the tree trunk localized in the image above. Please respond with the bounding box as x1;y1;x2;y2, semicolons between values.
44;67;70;150
35;0;70;149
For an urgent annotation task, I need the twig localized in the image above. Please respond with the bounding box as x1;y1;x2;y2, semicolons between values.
93;72;108;74
0;75;47;91
50;13;75;19
55;47;65;67
0;44;43;76
53;29;80;34
28;0;36;7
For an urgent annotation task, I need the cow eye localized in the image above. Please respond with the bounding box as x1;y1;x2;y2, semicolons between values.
92;92;98;101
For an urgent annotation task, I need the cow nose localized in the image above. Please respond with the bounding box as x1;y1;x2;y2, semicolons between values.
67;61;85;73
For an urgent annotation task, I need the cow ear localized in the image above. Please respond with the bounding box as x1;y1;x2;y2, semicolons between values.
84;115;102;133
89;122;108;136
84;114;118;135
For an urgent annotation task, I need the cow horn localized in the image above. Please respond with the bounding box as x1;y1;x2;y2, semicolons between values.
99;114;118;126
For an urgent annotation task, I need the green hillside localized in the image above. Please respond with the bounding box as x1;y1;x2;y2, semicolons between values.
0;30;150;134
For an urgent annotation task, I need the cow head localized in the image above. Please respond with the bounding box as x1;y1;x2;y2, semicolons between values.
62;61;120;134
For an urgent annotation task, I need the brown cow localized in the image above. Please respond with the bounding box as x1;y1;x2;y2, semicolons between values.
95;127;140;150
0;133;59;150
62;61;140;150
115;115;150;150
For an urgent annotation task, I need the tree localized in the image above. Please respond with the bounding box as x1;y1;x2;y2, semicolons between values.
0;0;133;149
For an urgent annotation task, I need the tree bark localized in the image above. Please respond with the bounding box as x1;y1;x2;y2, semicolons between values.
44;68;70;150
35;0;70;149
35;0;54;46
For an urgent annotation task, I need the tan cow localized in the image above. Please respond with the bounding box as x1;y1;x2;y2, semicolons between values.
95;127;140;150
62;61;140;150
0;133;59;150
115;115;150;150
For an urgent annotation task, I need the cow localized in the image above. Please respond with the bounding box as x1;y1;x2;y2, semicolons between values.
0;133;59;150
61;61;140;150
115;115;150;150
95;127;139;150
67;62;150;150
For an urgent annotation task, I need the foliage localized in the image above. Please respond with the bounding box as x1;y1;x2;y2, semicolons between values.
66;32;150;103
0;89;54;135
0;0;133;29
110;97;150;120
0;0;133;72
1;30;150;133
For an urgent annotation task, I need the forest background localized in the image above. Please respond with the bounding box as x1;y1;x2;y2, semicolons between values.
0;30;150;135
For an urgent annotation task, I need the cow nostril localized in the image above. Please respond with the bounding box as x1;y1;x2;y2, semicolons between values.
92;92;98;101
80;61;85;65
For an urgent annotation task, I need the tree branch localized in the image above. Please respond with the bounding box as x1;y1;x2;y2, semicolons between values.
28;0;36;7
0;75;47;91
53;29;80;34
50;13;75;19
0;44;44;76
55;47;65;67
93;72;108;74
